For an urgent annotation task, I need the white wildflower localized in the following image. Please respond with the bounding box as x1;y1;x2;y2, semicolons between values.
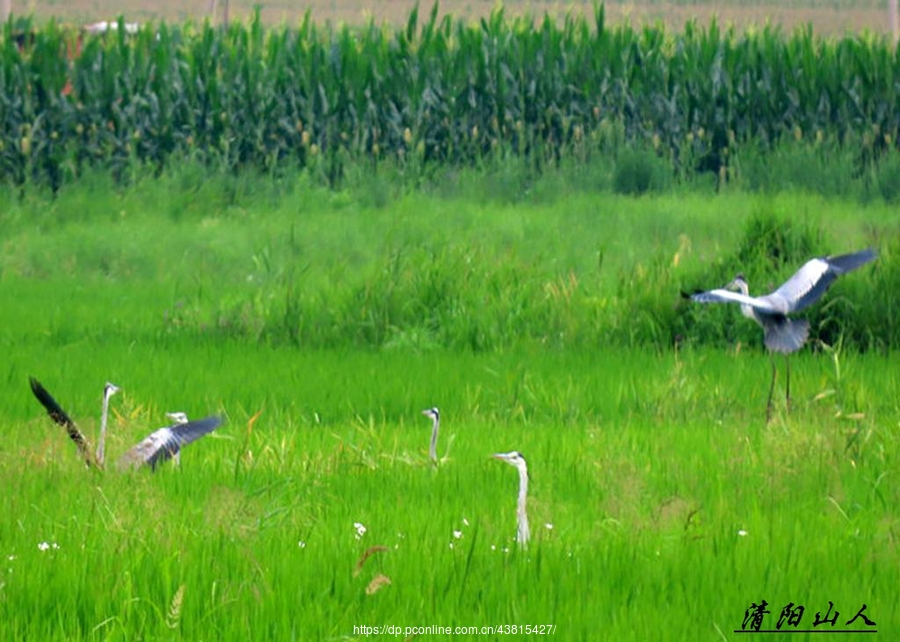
453;530;463;539
353;522;367;540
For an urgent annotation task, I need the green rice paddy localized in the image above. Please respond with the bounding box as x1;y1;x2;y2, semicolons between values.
0;164;897;640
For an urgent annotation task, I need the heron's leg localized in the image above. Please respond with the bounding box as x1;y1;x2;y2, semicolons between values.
785;355;792;413
766;355;777;424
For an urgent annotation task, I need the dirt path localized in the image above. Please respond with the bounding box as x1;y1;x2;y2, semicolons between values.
17;0;894;36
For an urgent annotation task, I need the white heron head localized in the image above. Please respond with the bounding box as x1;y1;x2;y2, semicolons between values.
727;274;749;295
421;407;440;421
492;450;528;474
166;411;189;425
104;382;121;398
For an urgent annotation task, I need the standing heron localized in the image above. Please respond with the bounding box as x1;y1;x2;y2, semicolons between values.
492;451;530;548
95;382;121;466
29;377;221;471
687;248;876;420
421;407;440;463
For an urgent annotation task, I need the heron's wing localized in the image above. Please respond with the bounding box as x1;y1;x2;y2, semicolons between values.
119;415;221;472
171;415;222;448
29;377;94;466
827;247;877;274
119;427;174;470
769;248;876;314
689;288;781;314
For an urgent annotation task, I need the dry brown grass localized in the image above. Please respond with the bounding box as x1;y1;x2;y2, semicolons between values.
17;0;894;36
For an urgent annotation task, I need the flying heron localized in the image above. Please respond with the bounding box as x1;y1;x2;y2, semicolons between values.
687;248;876;420
421;407;440;463
29;377;222;471
492;451;530;547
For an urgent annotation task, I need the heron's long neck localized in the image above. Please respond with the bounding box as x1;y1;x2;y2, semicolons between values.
516;466;530;546
735;280;758;324
429;416;439;462
96;390;112;466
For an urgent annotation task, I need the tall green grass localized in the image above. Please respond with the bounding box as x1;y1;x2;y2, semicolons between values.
1;169;898;638
2;342;898;638
1;159;893;353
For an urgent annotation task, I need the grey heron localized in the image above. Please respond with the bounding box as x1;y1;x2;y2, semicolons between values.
29;378;221;471
687;248;876;420
421;407;440;463
161;412;189;465
492;451;530;547
165;411;189;425
95;383;121;466
118;413;222;471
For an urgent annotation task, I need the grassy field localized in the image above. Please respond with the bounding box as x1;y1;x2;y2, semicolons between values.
0;164;897;639
15;0;894;35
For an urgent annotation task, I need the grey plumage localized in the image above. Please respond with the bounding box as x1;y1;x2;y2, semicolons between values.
29;377;119;468
493;451;530;547
421;407;440;463
119;415;223;471
688;248;876;420
29;377;96;467
29;377;221;472
95;382;121;466
689;248;876;353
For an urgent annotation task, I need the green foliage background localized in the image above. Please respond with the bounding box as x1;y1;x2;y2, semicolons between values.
1;4;898;191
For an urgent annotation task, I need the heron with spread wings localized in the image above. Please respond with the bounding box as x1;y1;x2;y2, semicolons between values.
29;377;222;471
118;411;221;471
687;248;876;420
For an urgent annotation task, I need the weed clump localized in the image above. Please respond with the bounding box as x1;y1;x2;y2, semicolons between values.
613;149;671;196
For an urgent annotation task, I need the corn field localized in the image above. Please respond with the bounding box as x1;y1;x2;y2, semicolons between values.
1;4;898;189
